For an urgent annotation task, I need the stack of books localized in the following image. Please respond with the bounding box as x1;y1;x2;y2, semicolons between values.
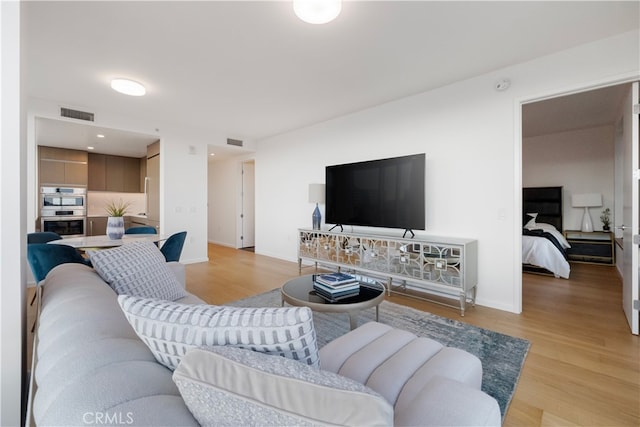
312;272;360;301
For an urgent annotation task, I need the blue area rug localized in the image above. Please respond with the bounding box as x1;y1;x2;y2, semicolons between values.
230;288;530;419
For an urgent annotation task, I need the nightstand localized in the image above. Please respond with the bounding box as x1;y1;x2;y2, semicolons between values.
564;230;615;265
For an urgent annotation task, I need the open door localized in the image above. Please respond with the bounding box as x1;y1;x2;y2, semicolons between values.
621;81;639;335
241;160;255;249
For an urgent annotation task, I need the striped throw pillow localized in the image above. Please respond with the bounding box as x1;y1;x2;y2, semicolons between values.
117;295;319;370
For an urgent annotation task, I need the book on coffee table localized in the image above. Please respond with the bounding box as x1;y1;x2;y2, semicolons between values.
314;272;358;288
312;283;360;302
313;281;359;295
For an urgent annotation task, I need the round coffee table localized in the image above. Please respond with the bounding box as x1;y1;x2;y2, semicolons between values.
281;274;385;330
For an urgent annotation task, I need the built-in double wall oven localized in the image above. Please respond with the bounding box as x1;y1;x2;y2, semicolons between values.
40;187;86;237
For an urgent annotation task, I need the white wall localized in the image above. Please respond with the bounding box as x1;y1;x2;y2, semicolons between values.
1;2;25;424
255;30;640;313
523;125;615;231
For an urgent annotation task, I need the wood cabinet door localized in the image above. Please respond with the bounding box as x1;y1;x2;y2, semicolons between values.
88;216;108;236
105;155;125;192
39;159;66;185
88;153;106;190
122;157;141;192
64;162;88;186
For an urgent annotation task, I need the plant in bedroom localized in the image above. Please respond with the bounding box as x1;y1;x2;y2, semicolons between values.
105;199;131;240
600;208;611;232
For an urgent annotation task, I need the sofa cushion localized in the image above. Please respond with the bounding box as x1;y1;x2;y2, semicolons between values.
88;240;186;301
173;346;394;427
117;295;319;370
394;376;501;427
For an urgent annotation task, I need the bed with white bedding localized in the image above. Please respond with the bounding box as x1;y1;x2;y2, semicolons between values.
522;225;571;279
522;186;571;279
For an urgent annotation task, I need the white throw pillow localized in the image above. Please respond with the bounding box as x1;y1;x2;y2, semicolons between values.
88;240;187;301
117;295;319;370
524;213;538;228
173;346;393;427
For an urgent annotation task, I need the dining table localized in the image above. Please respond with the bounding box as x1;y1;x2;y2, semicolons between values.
47;234;167;250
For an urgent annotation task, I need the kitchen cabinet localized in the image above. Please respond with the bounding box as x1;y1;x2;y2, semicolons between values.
39;146;88;187
88;153;106;190
139;157;147;193
87;216;108;236
88;153;142;192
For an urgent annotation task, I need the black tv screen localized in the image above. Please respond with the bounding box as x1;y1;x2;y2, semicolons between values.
325;154;425;230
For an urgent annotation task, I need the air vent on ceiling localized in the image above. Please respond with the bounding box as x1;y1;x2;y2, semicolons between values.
227;138;243;147
60;107;95;122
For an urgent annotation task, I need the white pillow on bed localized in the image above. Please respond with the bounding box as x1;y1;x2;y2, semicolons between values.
526;222;571;249
524;213;538;228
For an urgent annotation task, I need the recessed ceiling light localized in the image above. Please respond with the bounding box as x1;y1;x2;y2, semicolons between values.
96;134;105;138
110;78;146;96
87;146;95;150
210;153;215;157
293;0;341;24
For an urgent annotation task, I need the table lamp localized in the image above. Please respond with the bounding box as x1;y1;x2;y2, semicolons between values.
572;193;602;232
308;184;325;230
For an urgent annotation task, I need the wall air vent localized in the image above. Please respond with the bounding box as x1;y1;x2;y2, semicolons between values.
60;107;95;122
227;138;243;147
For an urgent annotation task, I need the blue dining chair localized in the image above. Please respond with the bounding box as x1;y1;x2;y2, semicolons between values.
160;231;187;262
27;243;91;331
27;243;91;284
125;226;157;235
27;232;62;305
27;231;62;244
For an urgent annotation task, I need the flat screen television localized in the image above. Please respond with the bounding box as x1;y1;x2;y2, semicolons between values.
325;153;425;232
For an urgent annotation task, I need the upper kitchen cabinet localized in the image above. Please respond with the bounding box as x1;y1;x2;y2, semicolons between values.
88;153;106;190
88;153;142;192
39;146;88;187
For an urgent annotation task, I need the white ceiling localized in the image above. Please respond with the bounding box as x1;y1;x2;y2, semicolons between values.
522;83;631;138
23;1;639;156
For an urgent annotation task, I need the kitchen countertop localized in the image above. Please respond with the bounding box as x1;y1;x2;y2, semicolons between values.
86;214;148;218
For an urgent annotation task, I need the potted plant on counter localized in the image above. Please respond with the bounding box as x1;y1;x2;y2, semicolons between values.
105;199;131;240
600;208;611;232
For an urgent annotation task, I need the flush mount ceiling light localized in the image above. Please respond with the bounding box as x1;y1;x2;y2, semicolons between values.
293;0;341;24
110;78;146;96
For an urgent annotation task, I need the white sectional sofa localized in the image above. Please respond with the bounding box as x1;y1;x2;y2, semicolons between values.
29;260;501;426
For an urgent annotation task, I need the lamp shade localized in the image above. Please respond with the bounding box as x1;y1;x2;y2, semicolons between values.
308;184;325;204
571;193;602;208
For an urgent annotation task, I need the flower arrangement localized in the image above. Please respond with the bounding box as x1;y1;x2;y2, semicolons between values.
600;208;611;231
105;199;131;217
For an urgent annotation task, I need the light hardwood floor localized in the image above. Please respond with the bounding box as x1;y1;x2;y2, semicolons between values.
186;244;640;426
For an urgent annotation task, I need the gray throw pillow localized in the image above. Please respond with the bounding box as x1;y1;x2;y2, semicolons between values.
118;295;319;370
88;240;186;301
173;346;394;427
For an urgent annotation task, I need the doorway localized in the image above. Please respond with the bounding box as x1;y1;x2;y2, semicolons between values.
240;160;255;250
520;81;639;334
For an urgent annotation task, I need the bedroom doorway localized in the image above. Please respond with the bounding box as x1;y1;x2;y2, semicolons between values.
521;81;639;335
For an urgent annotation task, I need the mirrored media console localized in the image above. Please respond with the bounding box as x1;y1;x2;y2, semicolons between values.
298;228;478;316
